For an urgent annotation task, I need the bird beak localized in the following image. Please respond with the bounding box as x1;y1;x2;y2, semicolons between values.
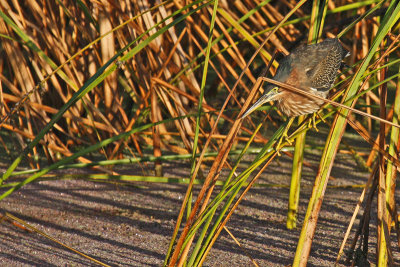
241;87;279;119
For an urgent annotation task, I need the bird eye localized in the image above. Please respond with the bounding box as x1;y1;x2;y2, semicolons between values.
305;68;313;76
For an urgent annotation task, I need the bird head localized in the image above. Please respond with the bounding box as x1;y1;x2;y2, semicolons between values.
241;85;282;119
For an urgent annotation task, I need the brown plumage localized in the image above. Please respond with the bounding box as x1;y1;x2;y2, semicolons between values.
242;38;348;118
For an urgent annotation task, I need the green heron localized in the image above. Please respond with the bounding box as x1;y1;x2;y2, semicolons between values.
242;38;348;150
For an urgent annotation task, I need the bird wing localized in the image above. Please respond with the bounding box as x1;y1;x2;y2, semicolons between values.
291;39;347;91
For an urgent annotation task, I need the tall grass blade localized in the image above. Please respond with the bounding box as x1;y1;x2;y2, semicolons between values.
293;2;400;266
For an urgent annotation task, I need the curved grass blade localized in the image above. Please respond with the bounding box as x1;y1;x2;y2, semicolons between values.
0;0;212;184
293;2;400;266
